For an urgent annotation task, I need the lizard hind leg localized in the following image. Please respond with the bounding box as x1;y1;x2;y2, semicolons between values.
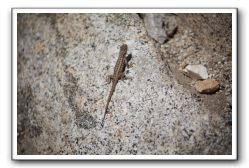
119;73;126;80
105;75;113;84
120;73;132;81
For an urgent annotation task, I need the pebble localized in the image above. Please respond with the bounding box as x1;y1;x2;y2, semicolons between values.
195;79;220;94
183;64;208;80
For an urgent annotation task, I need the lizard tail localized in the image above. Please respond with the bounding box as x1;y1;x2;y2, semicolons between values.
102;84;115;127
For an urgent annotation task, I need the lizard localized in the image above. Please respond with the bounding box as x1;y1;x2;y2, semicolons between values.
101;44;131;127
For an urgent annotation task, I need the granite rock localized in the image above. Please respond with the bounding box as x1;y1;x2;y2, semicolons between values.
143;14;168;44
17;13;230;155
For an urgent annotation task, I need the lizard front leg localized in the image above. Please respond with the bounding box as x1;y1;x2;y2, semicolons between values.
125;53;134;68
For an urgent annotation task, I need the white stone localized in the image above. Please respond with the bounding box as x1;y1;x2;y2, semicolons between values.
184;64;208;80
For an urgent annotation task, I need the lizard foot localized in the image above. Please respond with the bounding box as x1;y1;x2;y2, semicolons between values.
103;75;113;85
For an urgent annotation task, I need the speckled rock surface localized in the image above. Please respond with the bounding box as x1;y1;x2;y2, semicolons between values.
17;13;232;155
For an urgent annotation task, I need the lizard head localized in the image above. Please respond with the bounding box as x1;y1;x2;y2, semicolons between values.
120;44;128;53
